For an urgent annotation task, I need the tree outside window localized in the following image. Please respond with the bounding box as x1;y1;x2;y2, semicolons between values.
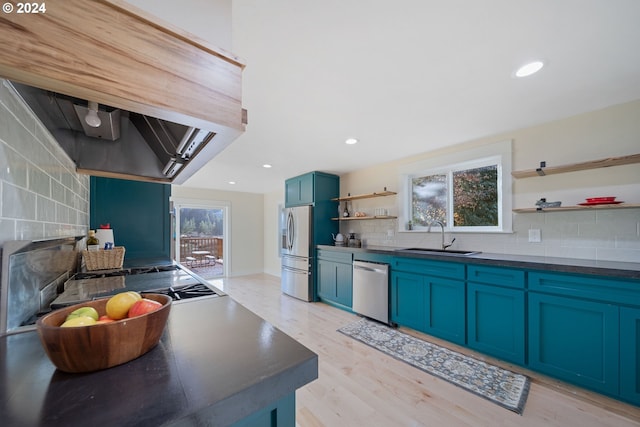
410;161;501;231
453;165;498;226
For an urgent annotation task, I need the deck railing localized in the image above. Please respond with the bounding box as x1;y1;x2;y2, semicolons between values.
179;236;223;264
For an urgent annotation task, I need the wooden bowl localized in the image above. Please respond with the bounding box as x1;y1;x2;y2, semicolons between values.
36;294;171;373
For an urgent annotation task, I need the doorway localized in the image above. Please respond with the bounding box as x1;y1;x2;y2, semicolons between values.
172;199;229;278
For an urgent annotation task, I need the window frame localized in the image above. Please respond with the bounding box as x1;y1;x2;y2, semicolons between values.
398;140;512;233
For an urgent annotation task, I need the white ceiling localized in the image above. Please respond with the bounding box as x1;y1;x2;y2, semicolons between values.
183;0;640;194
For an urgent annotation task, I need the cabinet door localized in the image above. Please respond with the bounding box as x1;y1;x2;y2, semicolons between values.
620;306;640;405
285;174;314;207
528;293;619;395
335;262;353;308
317;259;337;300
467;283;525;364
317;259;352;308
90;177;170;259
391;271;426;331
425;276;465;345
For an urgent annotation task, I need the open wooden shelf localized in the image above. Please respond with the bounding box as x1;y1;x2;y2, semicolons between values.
511;153;640;179
513;203;640;213
331;215;397;221
332;190;396;202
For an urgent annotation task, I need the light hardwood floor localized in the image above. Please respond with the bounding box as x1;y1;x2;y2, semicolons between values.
211;274;640;427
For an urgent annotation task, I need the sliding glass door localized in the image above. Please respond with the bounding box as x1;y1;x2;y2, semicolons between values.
172;199;229;278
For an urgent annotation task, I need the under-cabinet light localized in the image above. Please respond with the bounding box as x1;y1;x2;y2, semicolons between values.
85;101;101;128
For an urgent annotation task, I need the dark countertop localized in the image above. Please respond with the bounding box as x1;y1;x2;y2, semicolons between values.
0;296;318;427
318;245;640;279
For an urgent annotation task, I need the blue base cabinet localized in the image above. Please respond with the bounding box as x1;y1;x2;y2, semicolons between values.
317;249;353;309
231;392;295;427
621;307;640;405
467;283;525;364
528;293;619;396
467;265;525;365
391;271;427;331
320;247;640;406
391;258;465;345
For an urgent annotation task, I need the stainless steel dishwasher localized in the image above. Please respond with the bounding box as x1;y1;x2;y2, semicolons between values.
352;260;390;324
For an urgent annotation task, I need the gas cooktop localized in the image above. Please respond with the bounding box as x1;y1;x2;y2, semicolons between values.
50;264;225;309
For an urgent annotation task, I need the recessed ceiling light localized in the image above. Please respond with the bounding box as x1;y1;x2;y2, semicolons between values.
514;61;544;78
263;164;272;168
228;181;236;185
345;138;358;145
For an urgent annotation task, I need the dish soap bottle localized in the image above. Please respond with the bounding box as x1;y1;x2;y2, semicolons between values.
87;230;100;251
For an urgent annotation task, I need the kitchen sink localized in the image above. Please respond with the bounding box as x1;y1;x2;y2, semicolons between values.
395;247;481;256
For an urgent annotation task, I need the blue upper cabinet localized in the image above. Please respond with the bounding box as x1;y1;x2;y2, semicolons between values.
90;177;171;260
285;172;339;247
285;173;315;207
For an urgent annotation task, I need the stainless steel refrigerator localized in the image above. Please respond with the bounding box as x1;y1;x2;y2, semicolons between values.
281;205;313;301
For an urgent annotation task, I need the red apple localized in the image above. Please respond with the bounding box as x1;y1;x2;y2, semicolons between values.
128;298;162;318
96;315;115;324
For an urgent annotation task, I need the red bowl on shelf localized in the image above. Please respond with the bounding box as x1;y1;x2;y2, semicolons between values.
585;197;616;203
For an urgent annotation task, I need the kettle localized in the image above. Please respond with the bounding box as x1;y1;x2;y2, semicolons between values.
332;233;345;245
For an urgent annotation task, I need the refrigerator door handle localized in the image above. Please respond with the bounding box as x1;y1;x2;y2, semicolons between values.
286;210;295;251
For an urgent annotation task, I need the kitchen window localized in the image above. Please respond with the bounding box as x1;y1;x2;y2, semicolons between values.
400;140;512;233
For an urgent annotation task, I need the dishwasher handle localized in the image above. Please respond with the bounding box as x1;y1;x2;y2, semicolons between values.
353;262;388;274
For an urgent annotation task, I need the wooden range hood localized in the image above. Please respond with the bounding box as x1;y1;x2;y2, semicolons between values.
0;0;246;184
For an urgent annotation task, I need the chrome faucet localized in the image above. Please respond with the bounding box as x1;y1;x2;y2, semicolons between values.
429;220;456;250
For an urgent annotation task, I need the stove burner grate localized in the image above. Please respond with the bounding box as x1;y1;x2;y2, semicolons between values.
72;265;180;280
143;283;219;301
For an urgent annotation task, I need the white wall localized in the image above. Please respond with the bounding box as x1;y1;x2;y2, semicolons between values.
171;186;264;276
263;188;284;276
124;0;232;51
338;100;640;263
0;80;89;245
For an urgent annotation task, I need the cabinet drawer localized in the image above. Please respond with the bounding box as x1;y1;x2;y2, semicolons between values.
467;265;525;289
529;271;640;306
392;257;465;280
317;249;353;264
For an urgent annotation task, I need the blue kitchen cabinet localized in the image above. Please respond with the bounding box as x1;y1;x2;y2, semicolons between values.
391;257;466;345
467;266;526;365
231;393;295;427
528;292;619;396
90;177;171;260
285;173;314;207
317;250;353;309
391;270;427;331
285;172;339;301
620;306;640;406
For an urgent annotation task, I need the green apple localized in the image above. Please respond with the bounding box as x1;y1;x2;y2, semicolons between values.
61;316;97;327
65;306;99;322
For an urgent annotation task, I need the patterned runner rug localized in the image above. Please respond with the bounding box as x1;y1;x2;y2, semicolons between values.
338;318;530;414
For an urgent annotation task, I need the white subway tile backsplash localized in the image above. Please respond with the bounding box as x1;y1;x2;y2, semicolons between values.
0;79;89;245
36;195;57;222
347;207;640;263
28;166;51;196
16;220;44;240
2;182;36;220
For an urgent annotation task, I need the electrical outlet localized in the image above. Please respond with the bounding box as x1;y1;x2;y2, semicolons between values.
387;229;394;237
528;229;541;243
